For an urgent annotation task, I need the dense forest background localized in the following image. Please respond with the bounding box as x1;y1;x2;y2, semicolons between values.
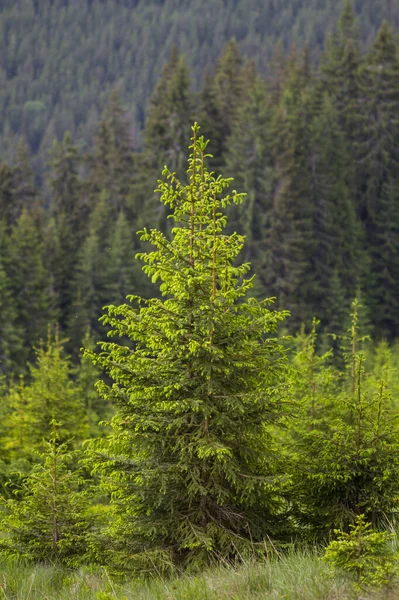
1;0;399;376
1;0;399;169
2;1;399;584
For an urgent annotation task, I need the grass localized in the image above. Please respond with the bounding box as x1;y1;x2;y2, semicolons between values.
0;550;397;599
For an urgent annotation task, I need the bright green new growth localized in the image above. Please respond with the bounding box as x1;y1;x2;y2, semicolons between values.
88;124;289;575
323;515;398;590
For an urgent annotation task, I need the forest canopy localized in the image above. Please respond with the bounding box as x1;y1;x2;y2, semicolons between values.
0;0;398;170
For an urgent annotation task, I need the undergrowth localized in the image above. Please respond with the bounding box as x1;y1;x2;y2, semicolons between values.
0;548;397;600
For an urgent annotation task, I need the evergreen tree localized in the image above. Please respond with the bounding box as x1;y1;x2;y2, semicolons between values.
89;90;135;215
0;422;92;566
0;162;17;230
224;78;273;285
321;1;363;142
103;210;151;305
309;94;364;332
358;22;399;333
6;209;57;367
47;131;87;326
369;179;399;339
288;305;399;537
67;195;110;350
196;71;226;173
19;334;88;449
359;21;399;223
0;257;22;375
76;331;113;438
87;125;289;574
264;67;315;328
135;49;193;232
198;40;248;173
12;138;37;213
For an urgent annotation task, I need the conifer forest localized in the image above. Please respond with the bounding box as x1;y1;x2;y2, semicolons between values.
2;1;399;597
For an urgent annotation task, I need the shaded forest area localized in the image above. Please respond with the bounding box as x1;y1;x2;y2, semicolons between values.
2;3;399;586
1;3;399;376
0;0;398;168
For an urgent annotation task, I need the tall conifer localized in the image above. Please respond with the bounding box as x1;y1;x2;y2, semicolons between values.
88;125;289;574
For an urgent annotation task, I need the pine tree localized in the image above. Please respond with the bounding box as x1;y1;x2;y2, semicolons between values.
213;40;246;150
66;195;110;350
0;257;22;375
369;179;399;339
224;78;273;285
0;422;92;566
76;331;113;438
89;90;135;215
264;69;315;327
6;209;57;367
0;162;17;229
321;1;363;143
197;40;248;173
358;22;399;333
288;304;399;537
103;210;151;305
135;49;193;232
196;71;226;173
309;94;364;332
87;125;289;574
359;21;399;224
47;131;87;326
19;334;88;449
12;138;37;213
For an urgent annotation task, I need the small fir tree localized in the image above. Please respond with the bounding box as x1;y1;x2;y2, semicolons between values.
288;302;399;537
17;333;88;449
87;124;289;575
0;421;92;566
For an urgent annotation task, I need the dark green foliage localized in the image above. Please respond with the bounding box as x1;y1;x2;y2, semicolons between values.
0;255;22;375
309;95;364;330
264;62;315;326
88;90;135;216
0;0;397;172
224;77;273;275
87;125;289;574
47;131;87;326
369;179;399;339
6;209;57;367
135;49;193;232
288;305;399;538
0;423;92;566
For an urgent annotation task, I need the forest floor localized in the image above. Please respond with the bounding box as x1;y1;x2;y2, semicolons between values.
0;550;397;600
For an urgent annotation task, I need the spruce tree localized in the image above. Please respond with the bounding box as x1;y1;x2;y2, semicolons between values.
0;162;17;229
12;138;37;213
88;90;135;216
357;22;399;334
224;78;273;287
88;125;289;574
369;179;399;339
0;422;92;566
6;209;57;367
197;71;226;173
264;67;315;327
135;49;193;232
18;334;88;449
47;131;86;327
288;304;399;537
0;257;22;375
309;94;364;332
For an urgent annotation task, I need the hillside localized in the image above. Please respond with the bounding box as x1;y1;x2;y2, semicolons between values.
1;0;398;168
